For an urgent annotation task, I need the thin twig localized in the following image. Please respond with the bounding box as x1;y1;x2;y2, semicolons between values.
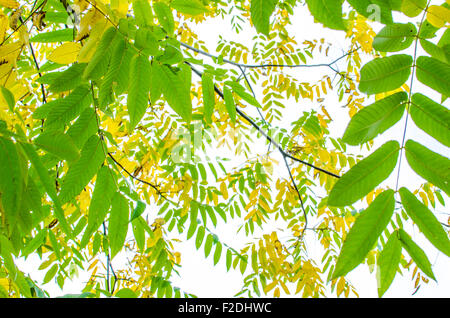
395;1;431;192
107;152;173;203
180;41;360;78
237;64;308;234
20;16;47;104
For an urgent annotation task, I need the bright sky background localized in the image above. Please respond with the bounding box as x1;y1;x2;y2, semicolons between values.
15;0;450;298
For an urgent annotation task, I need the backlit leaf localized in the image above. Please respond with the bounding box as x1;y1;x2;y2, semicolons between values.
250;0;278;36
359;55;413;95
377;231;402;297
398;229;435;280
83;27;118;80
171;0;208;16
202;72;215;123
48;42;81;65
416;56;450;96
34;130;80;162
404;139;450;196
400;187;450;257
410;93;450;147
108;192;130;259
331;190;395;280
127;54;151;130
305;0;346;30
372;23;417;52
59;135;106;204
328;141;400;206
342;92;407;145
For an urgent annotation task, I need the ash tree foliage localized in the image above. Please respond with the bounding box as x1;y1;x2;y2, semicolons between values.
0;0;449;298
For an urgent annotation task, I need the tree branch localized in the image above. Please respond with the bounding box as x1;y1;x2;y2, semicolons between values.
180;41;360;78
107;152;173;203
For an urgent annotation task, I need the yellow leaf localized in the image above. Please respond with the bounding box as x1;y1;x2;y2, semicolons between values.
0;0;19;9
0;42;22;61
337;277;346;296
273;287;280;298
220;181;228;200
48;42;81;64
427;5;450;28
0;13;8;40
263;280;277;294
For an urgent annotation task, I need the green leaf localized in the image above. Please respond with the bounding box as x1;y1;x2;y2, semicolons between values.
420;39;450;64
44;84;92;130
83;27;118;80
331;189;395;280
80;165;117;248
328;141;400;206
34;130;80;162
132;0;153;27
226;249;232;271
195;226;205;249
48;63;87;93
0;86;15;111
66;107;98;149
132;217;146;251
410;93;450;147
153;62;192;122
250;0;278;36
30;29;74;43
225;81;260;108
43;264;58;284
401;0;427;17
400;187;450;257
20;142;72;237
347;0;394;25
59;135;106;204
22;229;47;257
404;139;450;196
202;72;215;123
223;86;236;123
134;28;159;56
115;288;137;298
108;192;130;259
204;234;213;257
0;137;25;226
359;54;413;95
416;56;450;96
99;37;128;109
305;0;346;31
154;2;175;35
398;228;435;280
342;92;407;145
377;231;402;297
47;229;61;260
171;0;208;16
130;200;146;223
127;54;151;130
372;23;417;52
214;242;222;265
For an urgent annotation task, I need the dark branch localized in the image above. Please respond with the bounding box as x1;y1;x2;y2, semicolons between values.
107;152;172;203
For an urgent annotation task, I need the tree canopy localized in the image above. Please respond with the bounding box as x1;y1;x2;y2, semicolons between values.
0;0;449;298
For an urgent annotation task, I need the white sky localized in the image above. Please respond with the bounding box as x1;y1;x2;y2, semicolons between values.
15;1;450;298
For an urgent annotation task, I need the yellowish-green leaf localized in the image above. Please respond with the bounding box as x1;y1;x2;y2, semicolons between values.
427;5;450;28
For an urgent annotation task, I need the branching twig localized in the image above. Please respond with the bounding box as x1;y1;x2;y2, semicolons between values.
236;64;308;234
107;152;173;203
180;41;360;79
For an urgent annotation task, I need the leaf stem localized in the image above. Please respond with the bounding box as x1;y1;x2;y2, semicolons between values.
395;1;431;192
